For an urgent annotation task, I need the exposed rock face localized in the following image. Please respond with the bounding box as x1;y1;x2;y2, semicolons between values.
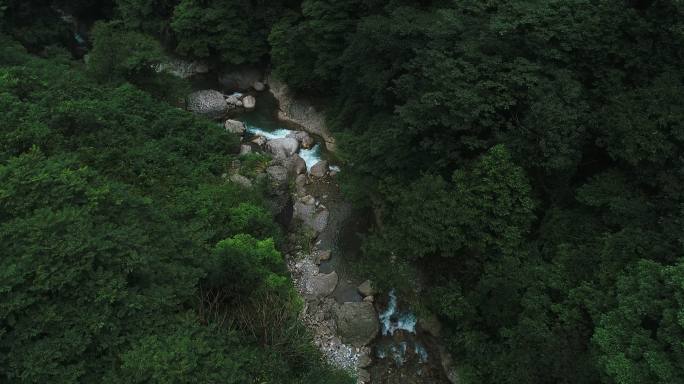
268;77;336;151
219;67;262;91
186;90;228;119
239;144;252;155
310;160;329;178
335;302;380;347
357;280;375;298
306;271;338;298
155;58;208;79
243;95;256;110
224;119;246;135
266;137;299;159
229;174;252;188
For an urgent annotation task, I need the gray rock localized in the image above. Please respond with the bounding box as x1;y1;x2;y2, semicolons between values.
219;67;262;91
295;174;307;195
243;95;256;110
224;119;246;135
266;137;299;159
239;144;252;155
266;165;288;189
358;352;372;368
313;209;329;232
229;174;252;188
293;194;328;232
251;135;266;146
253;81;265;91
363;295;374;303
291;153;307;175
294;197;316;220
186;90;228;119
310;160;329;178
287;131;315;149
357;280;375;297
319;250;332;262
307;271;338;298
334;302;379;347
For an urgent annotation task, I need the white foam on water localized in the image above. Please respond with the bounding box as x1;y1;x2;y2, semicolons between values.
414;342;429;363
246;125;292;140
299;144;323;171
245;124;337;172
379;289;417;336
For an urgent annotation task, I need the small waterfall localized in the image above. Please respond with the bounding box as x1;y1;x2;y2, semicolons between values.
299;144;321;171
375;289;427;368
246;124;336;172
379;289;417;336
246;125;292;140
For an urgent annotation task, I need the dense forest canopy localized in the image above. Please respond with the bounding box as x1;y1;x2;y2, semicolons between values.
1;1;683;384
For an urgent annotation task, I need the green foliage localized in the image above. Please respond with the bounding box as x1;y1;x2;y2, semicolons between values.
170;0;266;65
207;234;287;297
87;21;189;103
269;1;684;384
593;260;684;384
0;37;349;384
239;151;271;178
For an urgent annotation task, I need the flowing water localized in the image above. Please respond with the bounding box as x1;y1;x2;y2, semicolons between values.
219;89;449;384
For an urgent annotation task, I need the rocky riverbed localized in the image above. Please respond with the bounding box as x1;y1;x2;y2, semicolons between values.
180;65;457;384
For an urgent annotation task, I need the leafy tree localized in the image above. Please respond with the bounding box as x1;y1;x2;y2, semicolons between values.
171;0;266;65
593;260;684;384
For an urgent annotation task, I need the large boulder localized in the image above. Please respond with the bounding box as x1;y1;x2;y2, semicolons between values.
225;94;243;108
310;160;329;178
306;271;338;298
312;209;329;233
293;195;328;233
243;95;256;110
186;90;228;119
219;67;262;91
357;280;375;297
266;137;299;159
287;131;315;149
334;302;379;347
253;81;265;91
266;165;288;192
294;174;307;195
224;119;246;135
239;144;252;155
290;153;307;175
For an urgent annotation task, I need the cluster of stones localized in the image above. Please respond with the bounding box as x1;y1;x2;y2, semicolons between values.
186;89;258;120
